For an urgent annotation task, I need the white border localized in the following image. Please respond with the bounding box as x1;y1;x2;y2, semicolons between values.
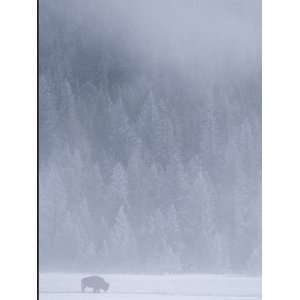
0;1;37;299
263;0;300;299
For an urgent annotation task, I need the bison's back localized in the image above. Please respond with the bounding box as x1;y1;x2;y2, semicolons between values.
82;276;104;286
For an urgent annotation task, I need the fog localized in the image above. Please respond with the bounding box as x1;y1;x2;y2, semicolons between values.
39;0;261;275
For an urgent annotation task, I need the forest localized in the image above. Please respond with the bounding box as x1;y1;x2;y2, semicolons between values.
39;0;261;274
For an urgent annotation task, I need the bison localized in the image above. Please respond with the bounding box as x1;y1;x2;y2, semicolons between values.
81;275;110;293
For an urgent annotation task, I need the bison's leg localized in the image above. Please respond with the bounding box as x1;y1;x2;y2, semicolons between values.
93;287;97;293
81;281;85;293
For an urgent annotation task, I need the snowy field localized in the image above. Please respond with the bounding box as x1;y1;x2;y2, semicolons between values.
39;273;261;300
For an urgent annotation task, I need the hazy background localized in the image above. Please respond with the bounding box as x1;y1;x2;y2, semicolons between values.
39;0;261;274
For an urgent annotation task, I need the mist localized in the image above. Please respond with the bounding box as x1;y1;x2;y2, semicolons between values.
39;0;261;275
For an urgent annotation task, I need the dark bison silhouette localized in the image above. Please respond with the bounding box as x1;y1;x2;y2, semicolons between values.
81;275;110;293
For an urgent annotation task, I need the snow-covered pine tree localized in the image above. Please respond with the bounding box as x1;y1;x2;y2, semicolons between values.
106;162;128;220
39;162;69;269
166;204;184;257
109;205;138;271
39;74;59;165
109;97;136;163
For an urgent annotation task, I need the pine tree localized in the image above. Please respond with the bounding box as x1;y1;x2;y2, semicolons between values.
61;79;81;149
166;205;184;255
109;205;138;271
109;97;136;163
39;74;58;165
163;241;182;273
39;162;69;268
107;162;128;219
145;209;166;271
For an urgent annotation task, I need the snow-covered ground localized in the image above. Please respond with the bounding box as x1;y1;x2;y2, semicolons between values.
40;273;261;300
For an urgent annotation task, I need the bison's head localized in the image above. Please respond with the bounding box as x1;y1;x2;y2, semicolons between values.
104;281;109;292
